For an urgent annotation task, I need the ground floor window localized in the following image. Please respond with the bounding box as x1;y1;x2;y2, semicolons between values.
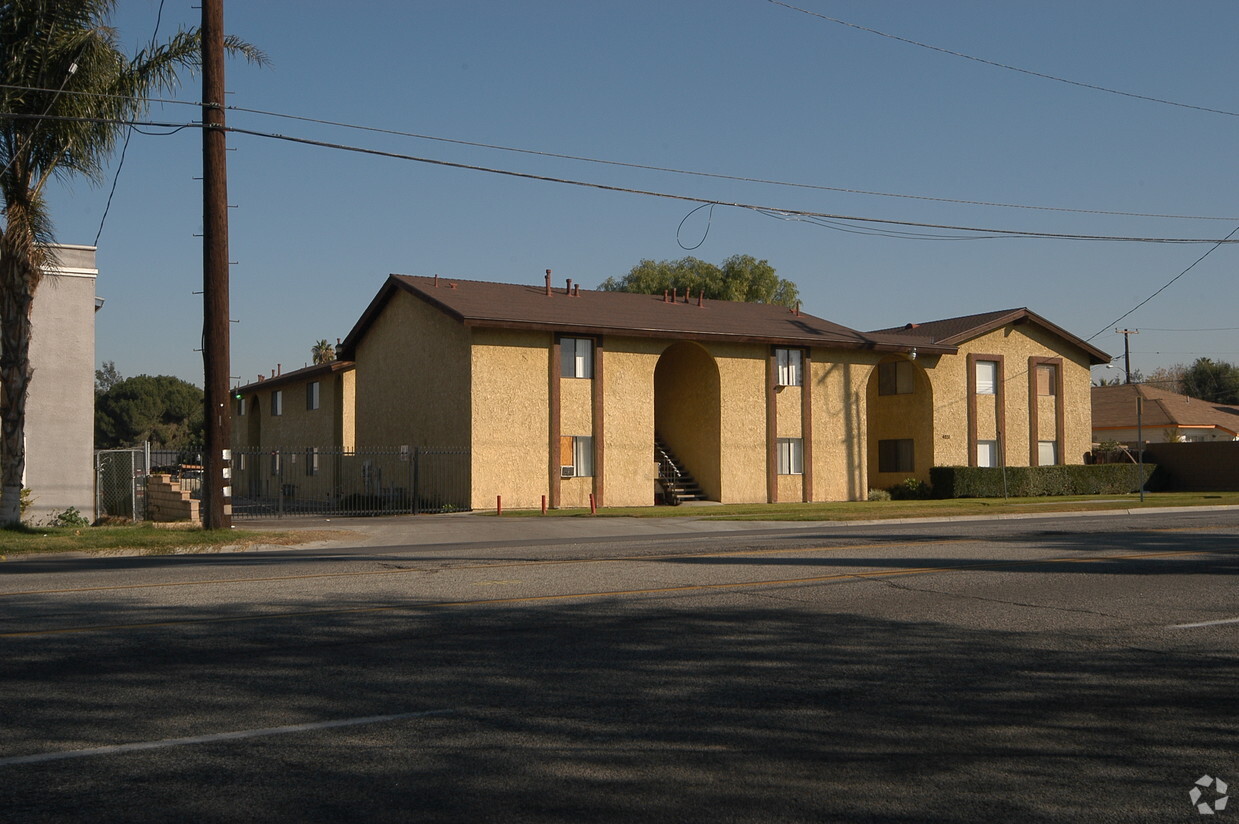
776;438;803;475
878;438;915;473
1038;440;1059;466
977;440;998;468
560;435;594;477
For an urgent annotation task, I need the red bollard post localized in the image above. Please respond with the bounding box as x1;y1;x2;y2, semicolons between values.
496;495;502;516
541;494;547;514
589;493;597;515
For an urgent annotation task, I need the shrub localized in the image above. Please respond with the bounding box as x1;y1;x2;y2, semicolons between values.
888;477;931;500
929;464;1158;498
48;507;91;528
867;488;892;502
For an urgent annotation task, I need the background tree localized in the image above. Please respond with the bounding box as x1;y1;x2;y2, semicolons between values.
1143;363;1186;394
95;360;122;395
311;339;335;364
0;1;263;524
95;374;204;452
598;254;800;307
1179;357;1239;405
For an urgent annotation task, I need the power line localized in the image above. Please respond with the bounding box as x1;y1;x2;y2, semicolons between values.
2;82;1237;223
7;108;1239;246
223;123;1239;245
768;0;1239;118
1086;224;1239;341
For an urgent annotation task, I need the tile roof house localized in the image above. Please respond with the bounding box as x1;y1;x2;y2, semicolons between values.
1092;383;1239;445
234;274;1108;510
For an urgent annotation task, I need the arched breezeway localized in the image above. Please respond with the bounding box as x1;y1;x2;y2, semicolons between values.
653;342;721;501
865;356;934;489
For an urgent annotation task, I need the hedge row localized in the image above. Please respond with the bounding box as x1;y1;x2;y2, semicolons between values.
928;464;1159;498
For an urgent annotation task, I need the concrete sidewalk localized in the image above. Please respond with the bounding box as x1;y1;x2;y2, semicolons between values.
236;504;1239;552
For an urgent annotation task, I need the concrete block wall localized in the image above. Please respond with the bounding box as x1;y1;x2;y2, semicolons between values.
146;474;200;522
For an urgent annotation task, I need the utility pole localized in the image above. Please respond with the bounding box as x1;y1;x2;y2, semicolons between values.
1115;329;1138;384
201;0;232;529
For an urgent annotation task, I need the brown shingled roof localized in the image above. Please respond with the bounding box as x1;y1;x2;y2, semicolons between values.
338;274;956;355
236;359;354;394
868;307;1110;365
1092;383;1239;435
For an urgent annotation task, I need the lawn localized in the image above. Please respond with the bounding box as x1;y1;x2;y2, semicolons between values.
0;523;340;558
495;491;1239;521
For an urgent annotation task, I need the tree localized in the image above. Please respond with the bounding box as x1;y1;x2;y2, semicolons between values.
311;339;335;364
598;254;800;307
1179;358;1239;405
0;1;263;525
95;374;204;451
1144;364;1186;394
95;360;122;395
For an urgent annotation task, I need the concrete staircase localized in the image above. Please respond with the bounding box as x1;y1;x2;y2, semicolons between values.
654;435;708;504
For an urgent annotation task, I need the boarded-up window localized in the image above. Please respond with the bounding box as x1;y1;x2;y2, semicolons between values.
1036;364;1057;396
561;436;593;477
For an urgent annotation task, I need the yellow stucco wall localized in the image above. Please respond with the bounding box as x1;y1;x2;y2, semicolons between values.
470;328;550;509
808;354;880;502
602;339;660;507
712;342;769;503
354;290;472;450
865;356;937;488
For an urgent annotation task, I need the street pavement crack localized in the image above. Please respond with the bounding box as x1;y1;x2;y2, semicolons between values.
852;574;1121;619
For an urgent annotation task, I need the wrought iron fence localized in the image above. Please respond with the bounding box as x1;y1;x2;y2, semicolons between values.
229;446;471;519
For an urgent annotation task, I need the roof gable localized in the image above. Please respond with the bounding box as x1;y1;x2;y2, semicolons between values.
869;307;1110;365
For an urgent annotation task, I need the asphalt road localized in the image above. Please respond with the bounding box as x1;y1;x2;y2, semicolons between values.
1;510;1236;822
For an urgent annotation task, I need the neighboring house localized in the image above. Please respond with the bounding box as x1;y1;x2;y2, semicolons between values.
1091;383;1239;446
234;274;1108;510
13;244;101;523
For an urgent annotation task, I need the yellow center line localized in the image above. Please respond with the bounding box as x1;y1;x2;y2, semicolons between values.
0;538;976;598
0;547;1213;639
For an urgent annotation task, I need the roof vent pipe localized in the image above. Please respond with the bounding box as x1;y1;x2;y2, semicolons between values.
672;287;677;303
697;290;703;307
545;269;552;296
573;284;580;297
433;273;439;287
565;278;572;295
663;290;669;303
278;363;282;375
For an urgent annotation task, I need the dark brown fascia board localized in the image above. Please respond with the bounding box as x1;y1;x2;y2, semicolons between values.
235;359;354;394
935;308;1110;365
458;317;956;354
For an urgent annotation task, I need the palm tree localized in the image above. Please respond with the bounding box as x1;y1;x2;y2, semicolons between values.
311;339;335;365
0;1;263;525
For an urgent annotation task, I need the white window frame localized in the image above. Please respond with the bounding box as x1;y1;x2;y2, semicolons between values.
975;360;998;395
272;389;283;416
307;381;320;411
560;338;593;379
776;437;803;475
775;348;803;387
1038;440;1059;466
976;440;998;468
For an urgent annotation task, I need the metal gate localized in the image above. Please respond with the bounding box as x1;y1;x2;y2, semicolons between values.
229;446;471;519
95;446;149;520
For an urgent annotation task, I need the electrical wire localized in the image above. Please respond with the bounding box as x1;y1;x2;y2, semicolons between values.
768;0;1239;118
2;81;1236;223
95;0;167;246
1086;224;1239;341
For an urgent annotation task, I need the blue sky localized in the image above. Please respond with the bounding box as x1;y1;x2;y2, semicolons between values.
45;1;1239;386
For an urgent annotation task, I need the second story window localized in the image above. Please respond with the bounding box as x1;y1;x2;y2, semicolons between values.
271;390;283;416
775;348;803;387
307;381;320;411
878;360;915;395
561;338;593;379
975;360;998;395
